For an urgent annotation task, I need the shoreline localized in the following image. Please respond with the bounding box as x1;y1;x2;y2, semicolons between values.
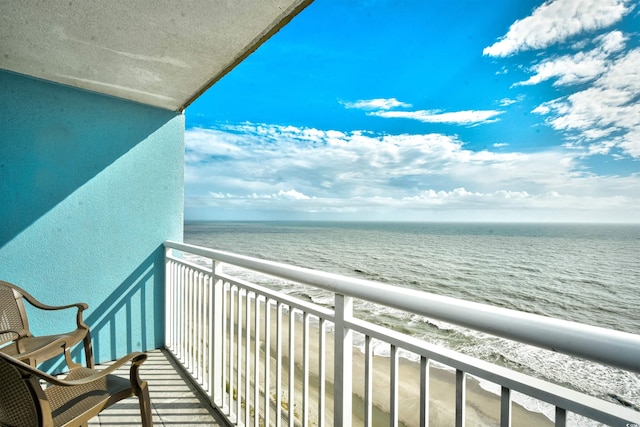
227;301;553;426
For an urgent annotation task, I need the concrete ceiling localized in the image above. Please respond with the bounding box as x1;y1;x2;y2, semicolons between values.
0;0;312;111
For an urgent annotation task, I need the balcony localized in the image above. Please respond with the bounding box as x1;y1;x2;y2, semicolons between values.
154;240;640;427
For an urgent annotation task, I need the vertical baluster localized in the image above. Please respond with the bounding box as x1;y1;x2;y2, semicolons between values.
184;266;189;362
205;275;212;393
188;268;194;371
175;261;180;353
193;270;198;373
302;312;309;427
171;258;177;348
288;308;296;427
318;317;326;427
364;335;373;427
334;294;353;427
276;302;283;427
199;273;205;384
419;356;429;427
179;265;186;362
167;258;173;350
175;264;180;357
209;277;215;395
183;266;189;363
194;270;200;374
191;271;197;377
202;275;207;386
390;344;399;427
237;288;244;423
169;261;175;352
264;299;271;427
555;407;566;427
220;279;228;411
254;295;261;427
175;265;182;360
229;285;235;418
197;272;203;382
245;290;251;426
500;386;512;427
211;263;223;405
455;370;466;427
164;249;172;350
189;269;195;372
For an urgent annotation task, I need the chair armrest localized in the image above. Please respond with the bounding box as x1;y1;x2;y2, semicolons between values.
21;291;90;330
26;298;88;313
9;351;147;387
3;336;72;361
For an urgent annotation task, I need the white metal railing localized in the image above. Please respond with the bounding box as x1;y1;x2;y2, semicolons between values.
164;241;640;427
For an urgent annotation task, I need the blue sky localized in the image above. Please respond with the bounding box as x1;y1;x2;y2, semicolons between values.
184;0;640;223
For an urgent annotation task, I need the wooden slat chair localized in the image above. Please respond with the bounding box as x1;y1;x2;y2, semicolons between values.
0;350;152;427
0;280;94;368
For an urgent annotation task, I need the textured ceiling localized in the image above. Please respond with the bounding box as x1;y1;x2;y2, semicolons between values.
0;0;312;111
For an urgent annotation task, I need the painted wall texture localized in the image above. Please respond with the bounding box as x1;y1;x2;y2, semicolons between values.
0;70;184;366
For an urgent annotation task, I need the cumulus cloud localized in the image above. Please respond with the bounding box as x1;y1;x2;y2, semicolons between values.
370;109;504;125
184;123;640;221
486;0;638;159
514;31;628;86
499;97;519;107
342;98;503;126
532;47;640;157
399;188;633;212
483;0;633;57
342;98;412;110
209;189;312;200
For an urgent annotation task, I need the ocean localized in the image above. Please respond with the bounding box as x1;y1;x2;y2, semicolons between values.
183;221;640;421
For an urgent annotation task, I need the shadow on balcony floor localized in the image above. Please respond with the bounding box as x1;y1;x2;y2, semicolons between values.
88;348;227;426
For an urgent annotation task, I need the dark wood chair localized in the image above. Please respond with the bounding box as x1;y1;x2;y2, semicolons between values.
0;349;152;426
0;280;94;368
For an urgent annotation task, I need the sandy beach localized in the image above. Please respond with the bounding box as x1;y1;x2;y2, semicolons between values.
223;300;552;426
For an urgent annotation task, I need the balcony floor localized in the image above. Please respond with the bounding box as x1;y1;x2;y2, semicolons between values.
88;348;226;426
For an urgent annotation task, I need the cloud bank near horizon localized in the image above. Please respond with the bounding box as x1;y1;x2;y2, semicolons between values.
184;123;639;222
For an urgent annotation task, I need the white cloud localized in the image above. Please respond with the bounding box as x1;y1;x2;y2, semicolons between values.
499;98;518;106
342;98;502;125
342;98;412;110
208;189;312;200
483;0;633;57
278;189;312;200
532;47;640;157
342;98;503;126
514;31;628;86
517;53;607;86
184;123;640;221
369;109;504;125
399;187;634;212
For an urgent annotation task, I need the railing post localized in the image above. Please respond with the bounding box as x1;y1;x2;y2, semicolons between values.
334;293;353;426
210;260;224;405
164;246;173;350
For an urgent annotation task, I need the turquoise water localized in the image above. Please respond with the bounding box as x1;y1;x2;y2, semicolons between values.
184;221;640;414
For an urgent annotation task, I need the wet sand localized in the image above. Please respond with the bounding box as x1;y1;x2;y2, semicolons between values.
226;301;552;426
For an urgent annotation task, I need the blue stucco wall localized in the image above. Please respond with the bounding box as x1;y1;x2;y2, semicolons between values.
0;70;184;366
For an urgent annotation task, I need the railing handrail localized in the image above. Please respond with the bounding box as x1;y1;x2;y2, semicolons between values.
165;240;640;374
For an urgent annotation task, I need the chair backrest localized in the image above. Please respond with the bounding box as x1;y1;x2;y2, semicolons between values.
0;282;31;346
0;353;47;427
